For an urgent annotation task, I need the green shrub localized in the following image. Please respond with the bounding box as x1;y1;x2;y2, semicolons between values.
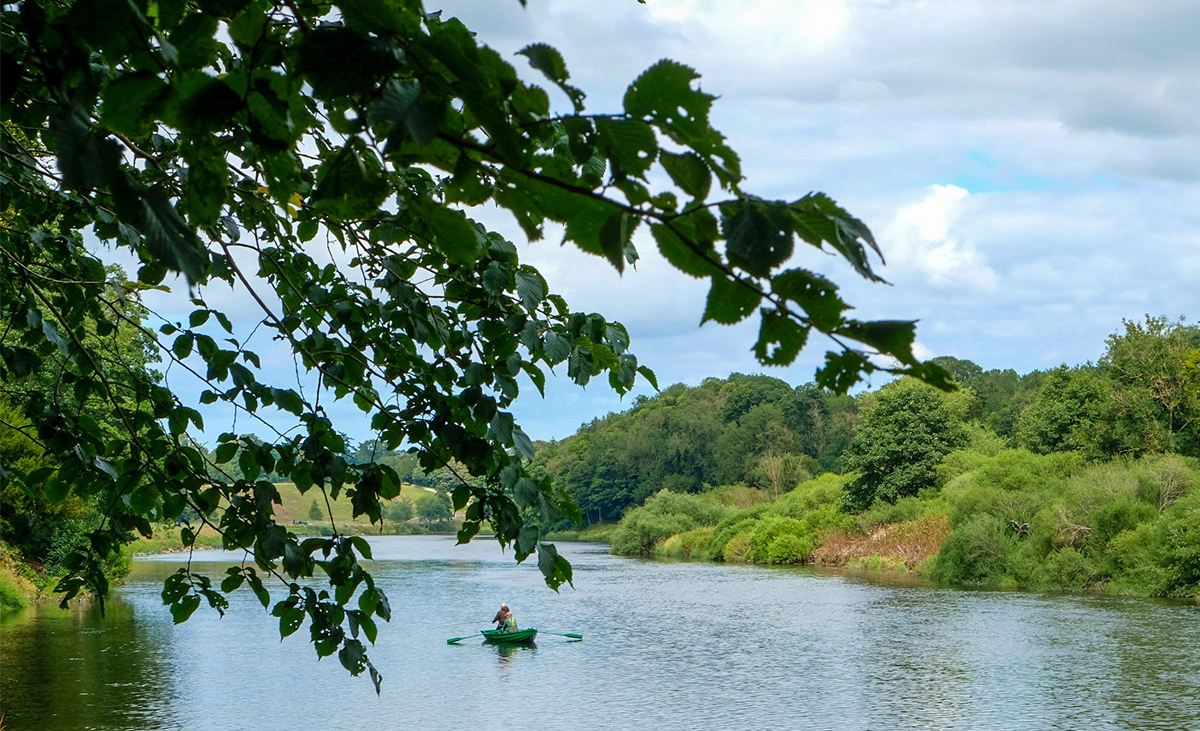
1030;547;1099;591
766;533;813;564
770;473;849;517
748;516;806;563
610;490;726;556
930;513;1015;585
706;503;772;560
858;496;925;532
722;531;753;562
0;568;28;612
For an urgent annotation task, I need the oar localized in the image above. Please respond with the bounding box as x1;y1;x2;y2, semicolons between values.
446;632;480;644
540;631;583;640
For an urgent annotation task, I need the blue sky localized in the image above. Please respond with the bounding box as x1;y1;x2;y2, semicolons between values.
113;0;1200;444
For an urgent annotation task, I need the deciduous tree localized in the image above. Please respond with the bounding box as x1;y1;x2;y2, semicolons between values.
1;0;948;689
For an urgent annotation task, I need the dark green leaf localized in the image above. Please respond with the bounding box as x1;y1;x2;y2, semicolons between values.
100;72;169;138
312;138;391;221
598;211;638;272
722;198;793;278
171;595;201;624
701;275;761;325
651;223;721;279
659;151;711;201
770;268;848;331
753;309;809;365
516;43;585;112
512;427;535;461
594;117;657;179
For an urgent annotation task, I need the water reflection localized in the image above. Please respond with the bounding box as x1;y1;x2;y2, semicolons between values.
3;537;1198;731
492;642;537;666
0;595;178;731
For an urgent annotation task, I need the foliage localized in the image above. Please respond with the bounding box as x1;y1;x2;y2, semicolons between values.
841;379;970;511
1;0;946;686
609;489;726;556
386;498;414;524
308;499;324;522
415;492;452;525
928;450;1200;596
538;374;858;521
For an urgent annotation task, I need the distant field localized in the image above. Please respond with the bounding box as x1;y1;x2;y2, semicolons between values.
132;482;443;554
272;481;433;525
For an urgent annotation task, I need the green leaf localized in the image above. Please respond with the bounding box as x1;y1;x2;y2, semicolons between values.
651;223;721;279
536;543;573;591
722;198;793;278
279;606;305;637
349;536;374;561
169;13;219;70
567;344;595;386
181;136;228;227
52;106;122;193
753;309;809;365
297;220;319;243
659;151;711;201
542;331;570;365
598;211;638;273
770;268;848;331
171;595;201;624
136;188;209;285
482;261;509;298
228;4;267;47
815;350;870;394
837;320;919;364
298;28;402;100
370;79;434;146
338;639;367;674
517;43;585;112
701;276;761;325
513;267;547;312
410;200;479;266
312;138;391;221
636;365;659;391
512;427;536;461
100;72;169;138
594;117;657;179
790;193;884;283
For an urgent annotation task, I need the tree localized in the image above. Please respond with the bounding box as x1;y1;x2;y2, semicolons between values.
841;379;971;511
1100;316;1200;456
1;0;950;689
386;498;413;524
415;492;451;526
307;499;323;522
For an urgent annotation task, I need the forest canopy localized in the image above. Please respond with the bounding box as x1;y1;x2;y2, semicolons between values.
577;316;1200;598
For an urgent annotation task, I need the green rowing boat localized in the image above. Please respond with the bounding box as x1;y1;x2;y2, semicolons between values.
480;628;538;644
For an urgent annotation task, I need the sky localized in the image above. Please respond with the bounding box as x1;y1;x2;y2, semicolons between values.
114;0;1200;444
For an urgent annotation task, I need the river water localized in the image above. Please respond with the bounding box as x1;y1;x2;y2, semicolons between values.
2;536;1198;731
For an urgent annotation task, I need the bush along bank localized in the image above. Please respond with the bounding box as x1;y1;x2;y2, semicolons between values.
609;451;1200;599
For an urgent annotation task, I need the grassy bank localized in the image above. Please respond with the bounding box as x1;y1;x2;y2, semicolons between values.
608;450;1200;599
545;523;620;542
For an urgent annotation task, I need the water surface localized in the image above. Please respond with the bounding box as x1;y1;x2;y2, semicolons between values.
3;537;1198;730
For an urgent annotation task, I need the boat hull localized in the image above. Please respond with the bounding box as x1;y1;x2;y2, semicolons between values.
481;628;538;644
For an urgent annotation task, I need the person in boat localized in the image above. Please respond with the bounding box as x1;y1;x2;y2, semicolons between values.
490;602;517;632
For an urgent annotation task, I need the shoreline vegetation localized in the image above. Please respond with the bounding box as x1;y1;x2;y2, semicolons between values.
4;318;1197;611
538;317;1200;599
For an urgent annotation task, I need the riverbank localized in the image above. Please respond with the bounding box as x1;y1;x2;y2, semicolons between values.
607;450;1200;599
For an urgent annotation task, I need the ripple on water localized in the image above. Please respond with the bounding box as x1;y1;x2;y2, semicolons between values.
2;536;1198;731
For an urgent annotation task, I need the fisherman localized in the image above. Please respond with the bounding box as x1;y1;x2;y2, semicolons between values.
490;602;517;632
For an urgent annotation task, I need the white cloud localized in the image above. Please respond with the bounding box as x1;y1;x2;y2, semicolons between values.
883;185;999;293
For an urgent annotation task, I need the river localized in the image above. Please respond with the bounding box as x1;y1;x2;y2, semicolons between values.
2;536;1198;730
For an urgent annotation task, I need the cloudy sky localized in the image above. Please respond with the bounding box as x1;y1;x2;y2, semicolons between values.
121;0;1200;444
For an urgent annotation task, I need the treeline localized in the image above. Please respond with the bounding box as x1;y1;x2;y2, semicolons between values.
541;316;1200;597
